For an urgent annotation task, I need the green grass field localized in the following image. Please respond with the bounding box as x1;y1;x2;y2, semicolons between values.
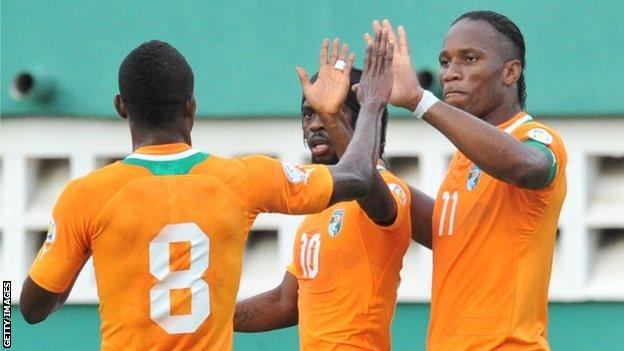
9;302;624;350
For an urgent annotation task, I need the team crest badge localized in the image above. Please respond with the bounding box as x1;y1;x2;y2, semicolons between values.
327;209;345;237
466;164;481;191
45;219;56;243
388;183;407;205
527;128;553;145
282;162;314;184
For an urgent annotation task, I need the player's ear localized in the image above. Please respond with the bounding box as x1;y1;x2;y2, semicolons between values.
114;95;128;120
184;94;196;129
503;59;522;86
185;95;196;119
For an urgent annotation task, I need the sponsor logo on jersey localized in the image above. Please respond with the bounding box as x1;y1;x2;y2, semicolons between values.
327;209;345;237
527;128;553;145
282;163;314;184
388;183;407;205
466;164;481;191
45;220;56;243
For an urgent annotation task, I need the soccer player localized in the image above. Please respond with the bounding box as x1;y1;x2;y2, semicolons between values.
233;39;412;350
19;30;396;350
365;12;567;350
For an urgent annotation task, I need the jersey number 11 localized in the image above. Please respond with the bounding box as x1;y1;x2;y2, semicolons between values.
438;191;459;236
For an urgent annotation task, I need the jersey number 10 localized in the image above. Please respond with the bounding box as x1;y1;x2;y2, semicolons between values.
149;223;211;334
299;233;321;279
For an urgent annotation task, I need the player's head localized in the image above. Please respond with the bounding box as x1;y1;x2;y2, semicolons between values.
439;11;526;118
301;67;388;165
115;40;196;131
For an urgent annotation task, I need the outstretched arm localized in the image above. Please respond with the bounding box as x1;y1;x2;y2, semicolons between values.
234;272;299;332
306;41;397;225
368;20;552;189
296;29;395;206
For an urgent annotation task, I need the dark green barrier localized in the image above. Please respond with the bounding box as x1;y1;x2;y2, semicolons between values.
9;303;624;350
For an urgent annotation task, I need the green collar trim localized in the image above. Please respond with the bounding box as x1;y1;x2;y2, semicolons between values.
122;151;209;175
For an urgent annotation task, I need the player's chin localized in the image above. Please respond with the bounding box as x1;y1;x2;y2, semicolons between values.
311;152;339;165
443;94;468;109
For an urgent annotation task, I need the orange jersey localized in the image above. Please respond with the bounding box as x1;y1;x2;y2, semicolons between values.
287;167;412;350
428;113;567;350
28;143;334;351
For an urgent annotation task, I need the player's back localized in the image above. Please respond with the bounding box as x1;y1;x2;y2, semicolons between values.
93;167;248;350
29;143;334;350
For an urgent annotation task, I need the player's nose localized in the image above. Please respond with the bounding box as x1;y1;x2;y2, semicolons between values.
309;114;324;131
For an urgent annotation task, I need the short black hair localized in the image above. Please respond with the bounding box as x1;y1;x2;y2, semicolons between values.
303;68;389;157
453;11;527;108
118;40;194;126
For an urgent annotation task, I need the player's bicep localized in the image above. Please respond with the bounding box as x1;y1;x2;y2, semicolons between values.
524;140;557;187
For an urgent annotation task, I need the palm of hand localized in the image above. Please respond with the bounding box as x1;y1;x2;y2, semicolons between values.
304;65;350;116
390;52;421;109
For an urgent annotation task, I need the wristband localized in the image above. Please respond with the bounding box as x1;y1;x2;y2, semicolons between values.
412;90;440;119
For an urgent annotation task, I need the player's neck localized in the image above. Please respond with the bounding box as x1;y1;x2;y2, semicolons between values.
482;102;522;127
130;127;192;151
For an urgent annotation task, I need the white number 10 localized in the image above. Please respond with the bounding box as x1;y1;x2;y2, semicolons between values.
438;191;459;236
299;233;321;278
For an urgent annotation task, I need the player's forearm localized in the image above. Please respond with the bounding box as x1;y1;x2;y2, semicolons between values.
357;171;397;225
408;185;433;249
330;101;384;202
423;102;546;187
318;112;353;159
321;111;396;224
234;289;298;332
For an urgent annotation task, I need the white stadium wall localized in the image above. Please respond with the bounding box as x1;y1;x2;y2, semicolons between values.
1;116;623;303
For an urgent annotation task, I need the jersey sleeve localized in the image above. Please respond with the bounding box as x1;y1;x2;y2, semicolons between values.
236;155;334;215
513;122;567;187
29;179;93;293
286;261;302;279
378;171;413;236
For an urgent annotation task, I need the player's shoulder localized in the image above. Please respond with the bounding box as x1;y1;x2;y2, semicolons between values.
378;166;411;205
54;161;144;212
378;166;408;187
512;115;564;146
197;153;280;177
70;162;131;190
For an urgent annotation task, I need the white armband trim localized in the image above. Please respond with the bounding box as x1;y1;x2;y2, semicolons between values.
412;90;440;119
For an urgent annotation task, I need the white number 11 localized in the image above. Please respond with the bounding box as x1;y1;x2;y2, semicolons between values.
438;191;459;236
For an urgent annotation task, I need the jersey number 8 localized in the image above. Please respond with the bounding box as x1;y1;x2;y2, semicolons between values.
149;223;210;334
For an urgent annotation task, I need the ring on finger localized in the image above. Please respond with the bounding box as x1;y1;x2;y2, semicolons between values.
334;60;346;71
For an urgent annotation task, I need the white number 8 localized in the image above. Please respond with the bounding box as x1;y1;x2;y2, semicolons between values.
149;223;210;334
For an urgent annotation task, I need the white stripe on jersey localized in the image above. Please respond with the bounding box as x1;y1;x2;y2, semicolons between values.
126;148;200;161
504;114;533;134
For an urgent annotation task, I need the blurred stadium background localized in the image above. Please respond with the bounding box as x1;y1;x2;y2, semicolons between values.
1;1;623;350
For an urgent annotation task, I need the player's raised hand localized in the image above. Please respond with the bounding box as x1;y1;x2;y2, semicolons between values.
296;38;356;116
365;20;423;111
357;26;394;108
